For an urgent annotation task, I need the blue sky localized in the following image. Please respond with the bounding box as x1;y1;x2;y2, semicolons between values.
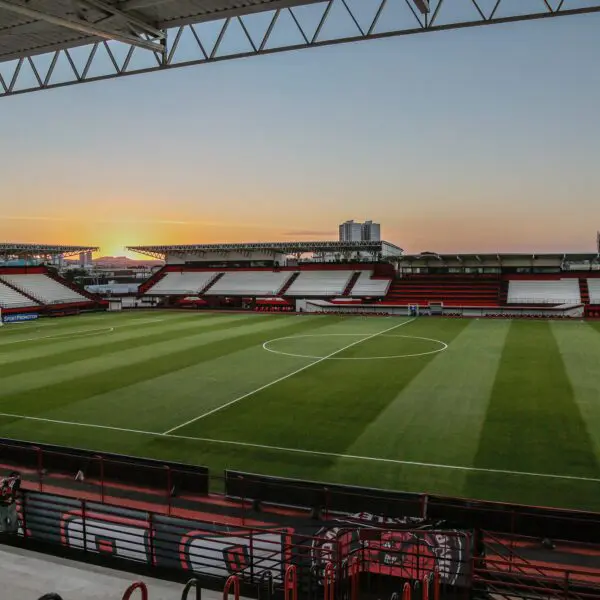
0;2;599;255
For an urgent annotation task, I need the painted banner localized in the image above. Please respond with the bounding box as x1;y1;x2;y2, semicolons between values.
2;313;39;323
22;493;471;587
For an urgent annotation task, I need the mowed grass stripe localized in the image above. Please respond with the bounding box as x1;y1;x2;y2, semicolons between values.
0;312;213;361
551;321;600;462
0;311;179;343
0;313;262;378
0;315;337;419
0;314;292;397
38;317;405;431
332;319;510;496
465;320;600;509
187;318;469;452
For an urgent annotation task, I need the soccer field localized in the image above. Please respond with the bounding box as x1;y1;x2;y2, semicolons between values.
0;310;599;511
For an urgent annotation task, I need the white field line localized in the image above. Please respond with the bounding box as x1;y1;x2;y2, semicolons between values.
0;411;599;484
163;317;416;435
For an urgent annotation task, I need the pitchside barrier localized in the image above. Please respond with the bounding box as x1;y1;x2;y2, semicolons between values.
13;490;473;599
1;438;600;545
225;471;600;544
0;437;209;497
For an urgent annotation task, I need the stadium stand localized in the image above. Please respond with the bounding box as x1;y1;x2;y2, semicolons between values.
207;270;295;296
383;274;501;306
507;278;581;305
285;270;355;297
146;271;220;295
350;270;392;297
588;278;600;304
0;273;88;304
0;280;39;308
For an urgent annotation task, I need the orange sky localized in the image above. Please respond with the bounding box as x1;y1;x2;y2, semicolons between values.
1;13;599;258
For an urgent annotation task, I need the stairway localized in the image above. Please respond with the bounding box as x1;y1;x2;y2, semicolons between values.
579;277;590;305
0;275;44;306
278;272;300;296
342;271;361;296
200;272;224;295
499;278;509;305
46;270;97;301
138;267;168;295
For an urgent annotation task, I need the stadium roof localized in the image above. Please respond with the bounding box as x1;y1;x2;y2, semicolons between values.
128;240;403;259
397;252;600;267
0;243;98;258
0;0;322;62
2;1;599;98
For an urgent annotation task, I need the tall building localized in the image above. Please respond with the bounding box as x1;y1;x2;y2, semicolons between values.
339;220;381;242
361;220;381;242
339;220;363;242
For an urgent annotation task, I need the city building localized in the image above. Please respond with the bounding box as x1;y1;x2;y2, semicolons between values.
339;220;381;242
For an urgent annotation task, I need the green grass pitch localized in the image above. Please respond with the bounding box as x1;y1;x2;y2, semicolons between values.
1;310;599;511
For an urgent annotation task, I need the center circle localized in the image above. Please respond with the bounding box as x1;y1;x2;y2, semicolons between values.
262;333;448;360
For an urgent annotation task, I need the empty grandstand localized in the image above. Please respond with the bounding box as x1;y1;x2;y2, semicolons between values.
1;273;88;304
207;270;294;296
129;241;402;303
285;269;355;296
0;280;39;308
507;278;581;305
350;269;393;297
0;245;100;319
147;271;220;295
588;278;600;304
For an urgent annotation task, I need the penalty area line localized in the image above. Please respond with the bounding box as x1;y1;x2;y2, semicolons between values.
0;411;599;484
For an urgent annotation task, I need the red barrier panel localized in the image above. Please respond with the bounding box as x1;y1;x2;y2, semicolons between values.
122;582;148;600
223;575;240;600
324;563;335;600
349;556;360;600
433;568;440;600
284;564;297;600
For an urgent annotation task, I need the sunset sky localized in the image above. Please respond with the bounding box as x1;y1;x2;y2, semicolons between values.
1;7;599;257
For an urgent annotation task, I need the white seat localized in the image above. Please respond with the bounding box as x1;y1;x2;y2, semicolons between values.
350;271;391;297
147;271;219;295
208;271;294;296
507;279;581;304
588;279;600;303
0;281;39;308
1;274;86;304
286;270;354;296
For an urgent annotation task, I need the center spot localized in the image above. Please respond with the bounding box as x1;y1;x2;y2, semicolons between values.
262;333;448;360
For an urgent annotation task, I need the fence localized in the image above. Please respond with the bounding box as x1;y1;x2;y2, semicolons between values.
2;438;600;544
17;490;469;600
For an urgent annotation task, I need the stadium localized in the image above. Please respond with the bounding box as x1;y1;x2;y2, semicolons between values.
2;1;600;600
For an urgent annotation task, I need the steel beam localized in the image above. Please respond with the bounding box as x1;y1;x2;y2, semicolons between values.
1;0;599;99
78;0;165;38
0;0;164;52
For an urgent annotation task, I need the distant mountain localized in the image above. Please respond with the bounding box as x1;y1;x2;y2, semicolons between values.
91;256;164;267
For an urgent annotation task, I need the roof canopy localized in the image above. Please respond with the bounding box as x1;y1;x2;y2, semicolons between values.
397;253;600;269
128;240;403;259
0;243;98;258
0;0;322;62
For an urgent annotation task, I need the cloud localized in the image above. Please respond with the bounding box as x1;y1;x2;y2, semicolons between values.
281;230;334;237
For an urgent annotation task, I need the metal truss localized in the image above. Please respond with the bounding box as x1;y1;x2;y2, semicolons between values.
0;0;165;54
0;243;99;261
128;240;400;260
1;0;599;98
